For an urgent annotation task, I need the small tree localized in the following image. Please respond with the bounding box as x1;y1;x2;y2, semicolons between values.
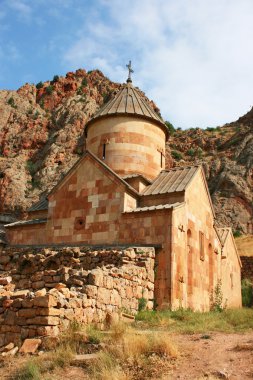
46;85;53;95
81;77;88;86
7;97;15;108
187;148;195;157
52;75;59;83
165;121;175;135
36;81;43;89
171;150;183;160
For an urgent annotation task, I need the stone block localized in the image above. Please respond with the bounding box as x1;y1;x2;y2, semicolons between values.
36;325;59;337
34;288;47;297
12;290;29;299
19;338;41;354
85;285;97;298
22;299;34;308
0;256;10;264
88;269;104;286
36;308;62;317
97;287;111;304
26;316;60;326
32;281;45;290
3;299;14;309
18;308;36;318
0;277;12;285
110;289;121;307
1;346;18;356
33;295;57;308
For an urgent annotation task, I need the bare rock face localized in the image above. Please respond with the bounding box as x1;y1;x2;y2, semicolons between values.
168;122;253;233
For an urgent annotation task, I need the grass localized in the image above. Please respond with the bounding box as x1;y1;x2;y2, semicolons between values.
11;308;253;379
135;308;253;333
89;322;178;379
13;360;41;380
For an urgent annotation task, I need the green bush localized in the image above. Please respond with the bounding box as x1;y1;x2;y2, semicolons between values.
7;97;16;108
171;150;183;160
14;360;41;380
46;85;53;95
186;148;195;156
81;77;88;86
241;279;253;307
138;297;148;311
233;230;242;238
165;121;175;135
52;75;59;83
36;81;43;90
196;147;203;158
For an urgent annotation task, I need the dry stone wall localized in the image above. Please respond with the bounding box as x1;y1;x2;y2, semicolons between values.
0;246;155;348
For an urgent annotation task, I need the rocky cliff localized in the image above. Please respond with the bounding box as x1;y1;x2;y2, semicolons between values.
167;119;253;234
0;68;252;233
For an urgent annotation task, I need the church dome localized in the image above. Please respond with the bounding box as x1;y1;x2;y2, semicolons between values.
85;64;168;181
85;82;168;139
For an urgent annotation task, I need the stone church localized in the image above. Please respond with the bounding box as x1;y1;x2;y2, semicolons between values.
5;71;242;311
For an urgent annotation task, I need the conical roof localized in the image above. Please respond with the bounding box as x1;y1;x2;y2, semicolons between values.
85;82;168;136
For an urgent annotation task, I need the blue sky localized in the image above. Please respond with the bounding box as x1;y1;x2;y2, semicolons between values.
1;0;253;128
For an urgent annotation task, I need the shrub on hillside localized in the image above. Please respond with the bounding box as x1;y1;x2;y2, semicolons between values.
165;121;175;135
171;150;183;160
241;279;253;307
233;230;242;238
46;85;53;95
36;81;43;90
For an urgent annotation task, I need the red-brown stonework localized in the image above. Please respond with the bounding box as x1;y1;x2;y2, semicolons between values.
4;80;242;313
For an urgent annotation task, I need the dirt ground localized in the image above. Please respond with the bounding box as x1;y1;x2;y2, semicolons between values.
1;332;253;380
168;332;253;379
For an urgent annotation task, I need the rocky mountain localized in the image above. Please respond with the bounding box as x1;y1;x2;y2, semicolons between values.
0;68;252;234
166;120;253;234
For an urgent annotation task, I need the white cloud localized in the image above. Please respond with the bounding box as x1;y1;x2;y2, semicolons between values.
7;0;32;20
63;0;253;128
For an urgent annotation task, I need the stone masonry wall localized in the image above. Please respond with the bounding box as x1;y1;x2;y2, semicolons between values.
0;246;155;348
241;256;253;282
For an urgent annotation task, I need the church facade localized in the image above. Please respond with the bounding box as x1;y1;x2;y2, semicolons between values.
5;76;242;311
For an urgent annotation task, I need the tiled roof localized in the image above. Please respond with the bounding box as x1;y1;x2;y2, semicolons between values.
86;83;167;133
123;202;184;213
5;218;47;228
141;166;200;196
122;174;151;184
28;198;48;212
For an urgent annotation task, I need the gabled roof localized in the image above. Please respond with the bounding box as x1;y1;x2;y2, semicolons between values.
28;198;48;212
85;82;168;138
48;149;139;198
5;218;47;228
122;173;151;185
123;202;184;214
141;166;200;196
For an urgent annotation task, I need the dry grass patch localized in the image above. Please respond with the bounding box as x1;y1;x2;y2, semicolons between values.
136;308;253;333
89;323;178;380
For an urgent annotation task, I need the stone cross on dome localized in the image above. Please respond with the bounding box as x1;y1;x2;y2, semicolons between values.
126;60;134;83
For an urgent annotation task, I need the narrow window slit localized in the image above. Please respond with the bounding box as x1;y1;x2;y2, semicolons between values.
102;143;106;160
